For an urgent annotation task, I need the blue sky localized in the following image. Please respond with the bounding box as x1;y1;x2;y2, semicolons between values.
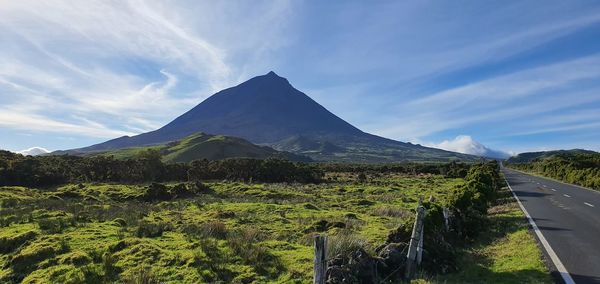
1;1;599;155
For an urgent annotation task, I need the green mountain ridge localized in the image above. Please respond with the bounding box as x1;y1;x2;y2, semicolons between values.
506;149;598;163
55;132;311;163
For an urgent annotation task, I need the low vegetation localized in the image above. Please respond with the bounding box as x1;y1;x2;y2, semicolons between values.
435;186;552;284
507;150;600;189
0;150;323;187
0;153;550;283
90;132;311;163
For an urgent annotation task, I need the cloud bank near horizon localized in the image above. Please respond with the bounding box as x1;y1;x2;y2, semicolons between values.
430;136;512;159
17;147;50;156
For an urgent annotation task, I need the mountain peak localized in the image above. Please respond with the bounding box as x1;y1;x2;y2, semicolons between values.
260;70;286;82
76;72;477;162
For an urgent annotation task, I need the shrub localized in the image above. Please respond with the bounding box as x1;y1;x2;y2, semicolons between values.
227;228;282;277
373;206;410;218
169;183;193;198
0;214;19;227
200;221;228;239
123;266;159;284
10;236;69;275
113;218;127;227
102;252;119;280
446;161;501;239
37;216;73;234
357;172;367;183
135;220;172;238
57;251;92;266
303;203;320;210
191;181;213;194
182;221;228;239
142;183;171;202
194;238;234;282
327;232;368;259
0;230;37;253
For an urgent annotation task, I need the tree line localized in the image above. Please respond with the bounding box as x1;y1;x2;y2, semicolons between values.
1;149;483;187
320;160;471;178
507;152;600;190
0;150;323;187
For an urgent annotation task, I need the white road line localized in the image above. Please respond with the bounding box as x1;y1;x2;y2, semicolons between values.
550;188;557;192
585;202;595;207
543;185;547;187
504;176;575;284
563;194;571;198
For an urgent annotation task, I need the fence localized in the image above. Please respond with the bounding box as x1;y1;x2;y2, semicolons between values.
313;199;448;283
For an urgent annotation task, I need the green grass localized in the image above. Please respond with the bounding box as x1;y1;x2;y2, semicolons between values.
94;132;303;163
431;187;552;284
0;173;551;283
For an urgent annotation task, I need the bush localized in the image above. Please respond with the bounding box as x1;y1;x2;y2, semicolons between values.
200;221;228;239
327;232;368;259
142;183;171;201
226;227;282;276
0;230;38;253
113;218;127;227
507;151;600;190
182;221;228;239
10;236;69;276
446;161;501;239
135;220;173;238
57;251;92;266
37;217;72;234
123;266;159;284
191;181;213;194
169;183;193;198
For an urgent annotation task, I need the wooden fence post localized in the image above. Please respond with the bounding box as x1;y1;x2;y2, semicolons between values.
442;207;450;231
405;202;426;280
314;235;328;284
416;221;424;265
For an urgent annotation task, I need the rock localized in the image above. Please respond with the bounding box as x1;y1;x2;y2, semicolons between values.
378;242;407;269
193;181;213;194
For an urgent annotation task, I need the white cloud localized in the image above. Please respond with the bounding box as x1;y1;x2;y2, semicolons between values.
0;109;135;138
430;135;511;159
0;0;295;142
408;55;600;111
17;147;50;156
369;55;600;141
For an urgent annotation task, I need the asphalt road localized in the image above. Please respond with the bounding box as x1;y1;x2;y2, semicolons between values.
503;167;600;284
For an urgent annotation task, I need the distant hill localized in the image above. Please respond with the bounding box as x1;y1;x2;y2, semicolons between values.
57;132;310;163
506;149;600;189
507;149;598;163
69;71;477;163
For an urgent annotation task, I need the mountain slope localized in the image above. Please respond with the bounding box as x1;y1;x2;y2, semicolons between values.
507;149;598;163
61;132;309;163
73;71;477;162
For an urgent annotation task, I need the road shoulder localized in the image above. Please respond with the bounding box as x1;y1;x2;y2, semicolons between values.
431;185;553;284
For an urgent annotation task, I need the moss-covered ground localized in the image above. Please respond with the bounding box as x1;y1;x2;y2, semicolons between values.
0;173;549;283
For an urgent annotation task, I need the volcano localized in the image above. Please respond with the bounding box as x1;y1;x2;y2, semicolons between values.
74;71;475;162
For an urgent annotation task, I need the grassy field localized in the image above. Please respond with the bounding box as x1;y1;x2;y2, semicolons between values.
0;172;550;283
432;186;552;284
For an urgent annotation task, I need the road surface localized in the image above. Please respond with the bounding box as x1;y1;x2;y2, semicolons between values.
503;167;600;284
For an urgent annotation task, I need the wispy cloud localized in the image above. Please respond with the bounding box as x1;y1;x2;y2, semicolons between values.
371;55;600;140
0;1;598;154
0;0;294;145
0;109;135;138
